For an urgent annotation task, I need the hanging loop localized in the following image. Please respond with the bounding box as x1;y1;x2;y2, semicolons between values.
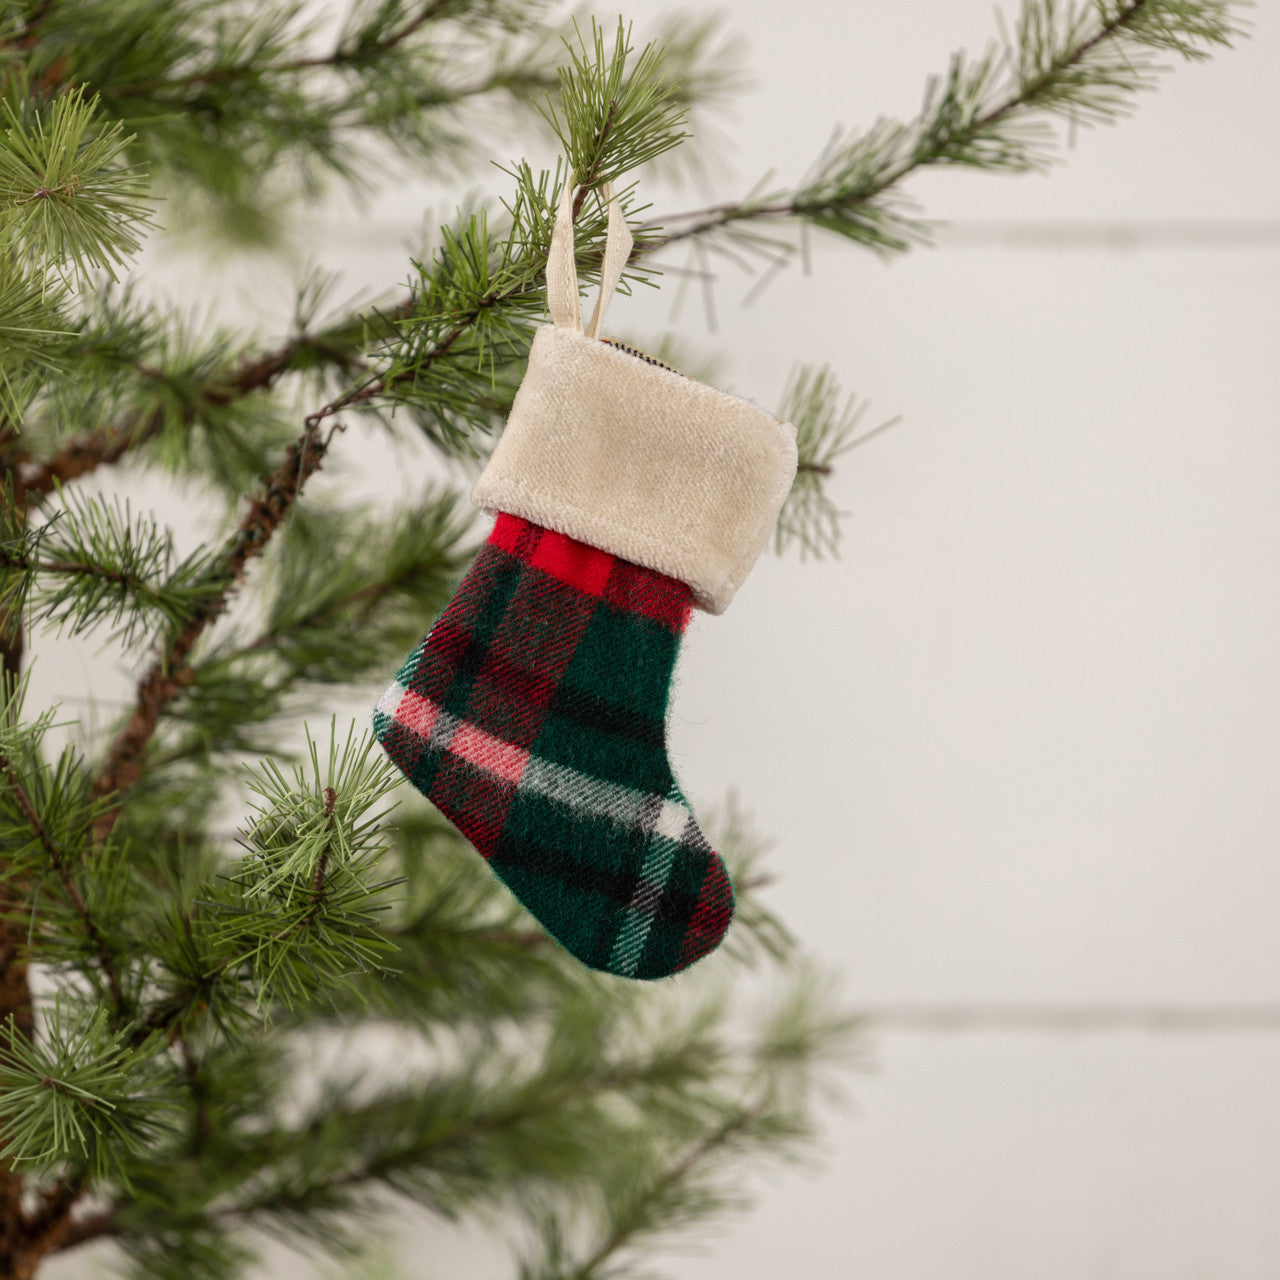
546;169;633;339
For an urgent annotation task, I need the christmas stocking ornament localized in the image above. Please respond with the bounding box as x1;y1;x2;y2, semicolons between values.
374;174;797;980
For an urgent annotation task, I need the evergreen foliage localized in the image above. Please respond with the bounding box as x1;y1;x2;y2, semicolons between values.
0;1;1243;1277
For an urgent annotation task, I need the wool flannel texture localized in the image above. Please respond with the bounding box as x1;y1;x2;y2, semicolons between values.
373;512;734;980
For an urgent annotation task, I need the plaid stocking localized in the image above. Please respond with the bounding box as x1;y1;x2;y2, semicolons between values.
374;512;734;980
373;170;796;979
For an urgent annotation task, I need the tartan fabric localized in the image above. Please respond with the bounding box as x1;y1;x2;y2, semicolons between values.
373;511;735;980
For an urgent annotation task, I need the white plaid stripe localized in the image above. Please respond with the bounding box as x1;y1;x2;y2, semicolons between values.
609;832;681;976
374;679;408;718
426;706;462;752
382;691;698;852
519;754;649;831
655;799;691;842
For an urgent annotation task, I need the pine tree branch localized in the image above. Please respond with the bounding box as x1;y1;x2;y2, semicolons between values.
645;0;1198;250
9;0;1233;516
0;755;124;1012
355;0;458;59
2;142;835;508
17;312;392;504
219;1059;688;1213
324;65;565;130
50;1046;710;1253
309;154;627;431
16;414;146;505
302;298;500;434
15;557;146;595
1;0;56;51
208;565;429;679
431;66;565;104
572;106;619;220
105;0;457;98
128;784;344;1042
235;580;392;658
207;787;335;970
981;1;1141;130
88;416;342;841
567;1100;770;1280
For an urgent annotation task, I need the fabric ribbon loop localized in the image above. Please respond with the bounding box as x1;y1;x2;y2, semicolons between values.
546;169;634;339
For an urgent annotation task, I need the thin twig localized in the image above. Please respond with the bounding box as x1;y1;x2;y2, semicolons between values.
176;1029;211;1153
107;0;455;97
88;416;341;842
572;99;619;220
569;1100;770;1280
0;757;124;1011
647;0;1152;249
15;1175;88;1272
41;1204;111;1252
16;320;374;504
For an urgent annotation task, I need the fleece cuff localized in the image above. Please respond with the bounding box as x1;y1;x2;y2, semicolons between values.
471;324;797;615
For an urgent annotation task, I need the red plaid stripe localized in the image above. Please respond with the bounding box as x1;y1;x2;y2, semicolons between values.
492;513;692;631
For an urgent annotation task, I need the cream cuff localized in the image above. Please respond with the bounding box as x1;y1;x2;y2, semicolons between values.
471;324;797;614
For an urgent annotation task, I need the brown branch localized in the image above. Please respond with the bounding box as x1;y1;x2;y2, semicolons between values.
18;558;148;593
20;1178;109;1270
572;99;620;220
19;340;298;505
310;787;336;914
15;408;158;505
176;1029;211;1154
40;1205;112;1253
0;940;29;1269
88;414;341;843
0;467;29;1266
17;1176;86;1270
17;305;402;507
